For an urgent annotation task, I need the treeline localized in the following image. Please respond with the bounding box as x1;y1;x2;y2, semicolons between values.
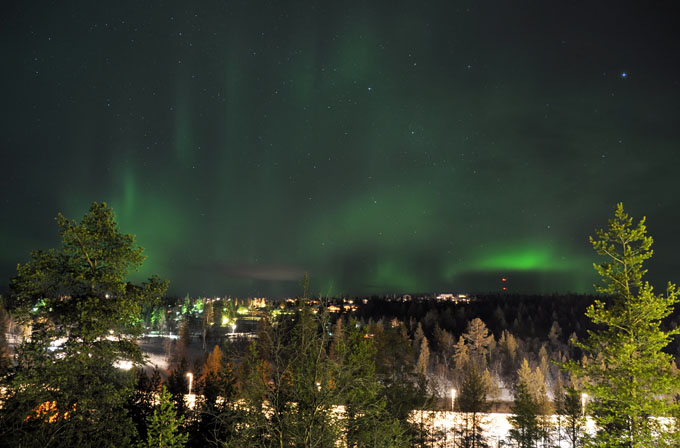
356;293;596;344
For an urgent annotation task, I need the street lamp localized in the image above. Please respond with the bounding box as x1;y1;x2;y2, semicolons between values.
451;388;457;411
187;372;193;395
581;392;588;417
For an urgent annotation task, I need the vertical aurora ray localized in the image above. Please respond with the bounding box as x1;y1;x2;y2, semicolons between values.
173;87;195;167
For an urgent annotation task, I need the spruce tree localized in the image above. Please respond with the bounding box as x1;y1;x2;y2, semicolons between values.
167;358;190;419
128;367;163;443
567;203;680;446
457;364;490;448
139;386;188;448
508;380;541;448
559;387;585;448
374;320;429;428
553;375;566;448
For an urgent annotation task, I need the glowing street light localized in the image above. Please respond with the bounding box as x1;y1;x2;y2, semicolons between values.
581;392;588;417
187;372;193;395
451;388;457;411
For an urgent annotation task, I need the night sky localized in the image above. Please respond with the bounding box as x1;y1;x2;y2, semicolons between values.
2;1;680;298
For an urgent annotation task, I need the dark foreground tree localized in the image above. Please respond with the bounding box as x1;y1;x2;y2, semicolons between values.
139;385;188;448
127;367;163;443
559;387;585;448
0;202;167;447
373;320;430;442
508;380;541;448
167;357;190;419
457;363;490;448
566;203;680;446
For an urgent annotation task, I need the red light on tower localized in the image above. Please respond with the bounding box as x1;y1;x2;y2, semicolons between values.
501;277;507;282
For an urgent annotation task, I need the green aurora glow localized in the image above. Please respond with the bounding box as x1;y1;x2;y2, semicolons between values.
2;1;680;297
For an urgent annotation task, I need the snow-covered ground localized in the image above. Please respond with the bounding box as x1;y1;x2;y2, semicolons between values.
409;410;596;447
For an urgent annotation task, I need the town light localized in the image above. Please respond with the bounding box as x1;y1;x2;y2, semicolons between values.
581;392;588;417
451;388;457;411
187;372;193;395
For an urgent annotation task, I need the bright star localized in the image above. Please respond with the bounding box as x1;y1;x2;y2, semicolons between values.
621;72;628;78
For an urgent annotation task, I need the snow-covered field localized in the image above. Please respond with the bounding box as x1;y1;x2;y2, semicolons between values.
409;410;596;447
138;333;254;373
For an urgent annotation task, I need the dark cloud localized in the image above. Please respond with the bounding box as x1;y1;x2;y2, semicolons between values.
218;264;307;282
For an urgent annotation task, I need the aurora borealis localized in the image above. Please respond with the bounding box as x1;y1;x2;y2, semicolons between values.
2;1;680;297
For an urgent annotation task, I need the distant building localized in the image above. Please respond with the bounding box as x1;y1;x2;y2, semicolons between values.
435;293;471;303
